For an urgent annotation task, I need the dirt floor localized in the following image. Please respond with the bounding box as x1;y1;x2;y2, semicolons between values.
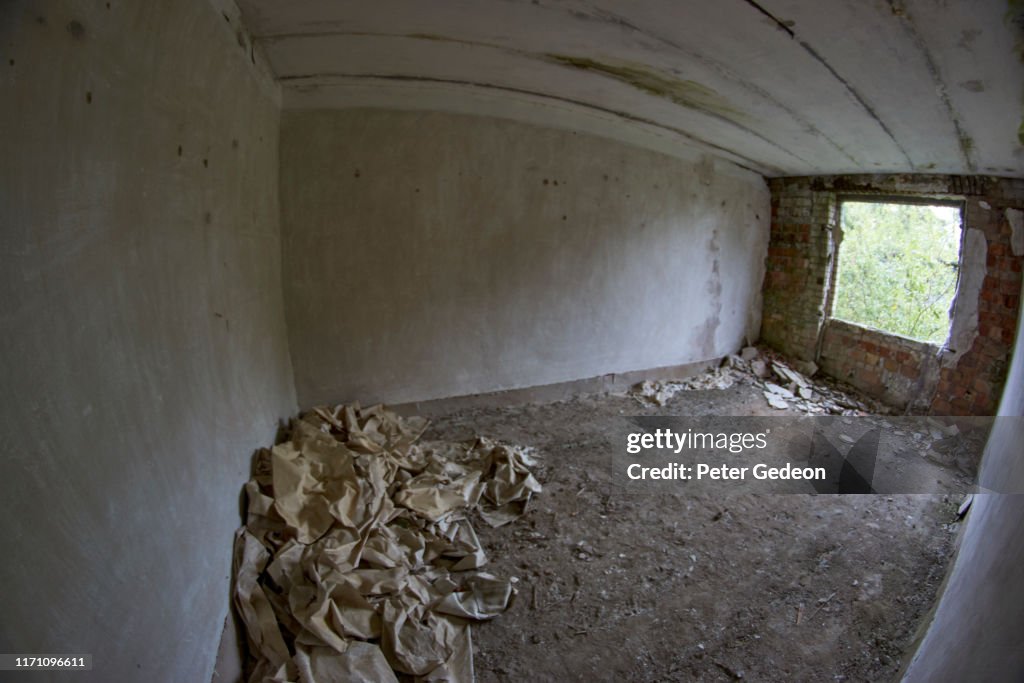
419;378;972;682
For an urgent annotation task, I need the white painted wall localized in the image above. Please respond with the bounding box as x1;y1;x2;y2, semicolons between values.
902;277;1024;682
0;1;296;681
281;109;769;407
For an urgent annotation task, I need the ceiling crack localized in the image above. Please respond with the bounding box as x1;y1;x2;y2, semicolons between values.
885;0;976;172
739;0;796;38
795;40;915;170
734;0;915;169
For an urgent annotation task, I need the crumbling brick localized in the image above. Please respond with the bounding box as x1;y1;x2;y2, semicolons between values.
761;174;1023;416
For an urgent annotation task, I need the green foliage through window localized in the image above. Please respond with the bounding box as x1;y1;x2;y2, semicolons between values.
832;201;961;344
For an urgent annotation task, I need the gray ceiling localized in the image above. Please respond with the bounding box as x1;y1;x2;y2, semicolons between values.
236;0;1024;177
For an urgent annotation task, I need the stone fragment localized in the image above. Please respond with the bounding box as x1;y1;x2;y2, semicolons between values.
765;382;795;399
750;359;770;378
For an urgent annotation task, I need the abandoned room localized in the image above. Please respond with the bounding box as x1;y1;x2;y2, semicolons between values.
2;0;1024;681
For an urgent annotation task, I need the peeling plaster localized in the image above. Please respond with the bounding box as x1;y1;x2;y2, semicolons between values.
943;227;987;366
1007;207;1024;255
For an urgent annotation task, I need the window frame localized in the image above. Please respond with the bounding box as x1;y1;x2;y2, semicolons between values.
826;195;967;348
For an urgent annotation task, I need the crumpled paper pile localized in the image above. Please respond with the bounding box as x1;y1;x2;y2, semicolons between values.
233;403;542;682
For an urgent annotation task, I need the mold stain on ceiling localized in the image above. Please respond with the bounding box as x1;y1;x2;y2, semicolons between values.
544;55;742;121
236;0;1024;178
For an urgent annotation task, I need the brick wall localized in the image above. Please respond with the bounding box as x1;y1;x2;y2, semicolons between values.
931;195;1022;415
761;182;835;361
761;175;1024;416
819;319;934;411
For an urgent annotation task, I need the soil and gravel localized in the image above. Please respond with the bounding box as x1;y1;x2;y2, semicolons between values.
419;363;972;682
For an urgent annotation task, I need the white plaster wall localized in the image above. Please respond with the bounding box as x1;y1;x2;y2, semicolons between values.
902;276;1024;682
0;1;296;681
281;109;769;407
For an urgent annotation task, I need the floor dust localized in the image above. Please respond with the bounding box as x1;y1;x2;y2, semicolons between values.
420;379;968;682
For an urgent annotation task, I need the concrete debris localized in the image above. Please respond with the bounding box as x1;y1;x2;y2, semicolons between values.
233;403;541;683
634;380;681;406
772;362;810;389
926;417;960;438
751;360;769;379
634;346;892;416
765;382;795;399
740;346;759;361
633;367;736;405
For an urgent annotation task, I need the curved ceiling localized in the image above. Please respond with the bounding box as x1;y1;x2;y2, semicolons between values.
235;0;1024;177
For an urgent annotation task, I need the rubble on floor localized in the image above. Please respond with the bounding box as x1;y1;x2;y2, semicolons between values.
424;392;964;682
632;346;893;416
233;403;541;682
633;367;735;405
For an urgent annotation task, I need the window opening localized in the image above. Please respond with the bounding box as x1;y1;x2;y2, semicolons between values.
832;200;962;344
